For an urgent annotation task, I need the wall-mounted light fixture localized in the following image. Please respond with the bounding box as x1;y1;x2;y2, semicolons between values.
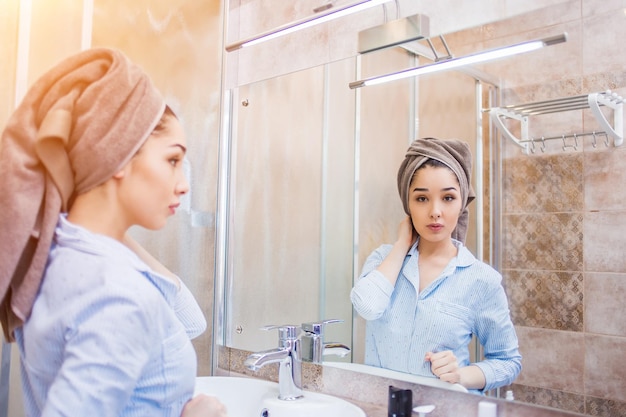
225;0;393;52
349;33;568;89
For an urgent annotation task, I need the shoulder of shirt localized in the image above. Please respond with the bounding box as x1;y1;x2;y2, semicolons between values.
49;249;160;297
375;243;394;255
49;235;161;301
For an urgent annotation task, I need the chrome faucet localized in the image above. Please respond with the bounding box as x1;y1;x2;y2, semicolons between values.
244;325;303;400
301;319;351;363
244;320;351;401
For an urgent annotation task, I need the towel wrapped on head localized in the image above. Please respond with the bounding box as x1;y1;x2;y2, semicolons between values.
396;137;476;244
0;47;166;341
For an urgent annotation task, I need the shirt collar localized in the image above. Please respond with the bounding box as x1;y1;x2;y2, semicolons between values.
408;237;476;268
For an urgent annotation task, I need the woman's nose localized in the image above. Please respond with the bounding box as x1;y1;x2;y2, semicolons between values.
430;203;442;219
177;173;190;195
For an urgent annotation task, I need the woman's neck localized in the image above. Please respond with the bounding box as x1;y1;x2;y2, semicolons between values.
416;238;458;291
67;185;128;241
417;238;457;260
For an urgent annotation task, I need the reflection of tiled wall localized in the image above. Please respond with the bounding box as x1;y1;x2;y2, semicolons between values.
503;154;584;213
507;270;584;331
503;211;584;272
466;3;626;416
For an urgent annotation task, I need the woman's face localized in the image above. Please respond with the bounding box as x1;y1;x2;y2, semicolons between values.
117;111;189;230
408;165;463;244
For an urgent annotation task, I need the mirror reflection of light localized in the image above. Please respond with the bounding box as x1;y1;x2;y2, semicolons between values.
350;33;568;88
226;0;393;51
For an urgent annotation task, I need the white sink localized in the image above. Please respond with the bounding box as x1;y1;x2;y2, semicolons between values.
195;376;366;417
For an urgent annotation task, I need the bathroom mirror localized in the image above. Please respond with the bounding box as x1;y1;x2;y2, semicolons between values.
220;4;626;415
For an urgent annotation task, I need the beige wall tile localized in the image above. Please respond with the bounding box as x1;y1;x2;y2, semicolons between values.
510;384;586;414
503;213;583;271
582;7;626;75
585;334;626;402
585;272;626;337
584;211;626;273
516;326;585;394
503;154;583;213
506;270;584;331
581;0;626;17
584;146;626;211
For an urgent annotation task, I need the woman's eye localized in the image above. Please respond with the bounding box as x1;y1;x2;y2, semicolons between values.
169;157;180;166
444;195;456;202
416;196;427;202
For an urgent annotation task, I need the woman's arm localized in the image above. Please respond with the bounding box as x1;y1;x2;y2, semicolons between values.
42;282;157;416
351;217;415;320
472;275;522;390
376;216;415;286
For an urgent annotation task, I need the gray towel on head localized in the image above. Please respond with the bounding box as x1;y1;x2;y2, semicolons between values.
396;137;476;244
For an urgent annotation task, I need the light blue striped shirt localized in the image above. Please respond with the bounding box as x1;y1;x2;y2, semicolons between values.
15;215;207;417
351;240;521;393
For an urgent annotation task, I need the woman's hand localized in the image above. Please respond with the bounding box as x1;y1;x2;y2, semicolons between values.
181;394;228;417
374;216;417;286
425;351;486;390
425;350;460;384
396;216;417;251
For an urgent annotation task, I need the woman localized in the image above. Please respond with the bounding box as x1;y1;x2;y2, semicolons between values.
0;48;226;416
351;137;521;394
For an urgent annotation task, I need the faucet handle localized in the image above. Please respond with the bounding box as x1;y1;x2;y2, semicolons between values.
260;324;299;342
301;319;343;336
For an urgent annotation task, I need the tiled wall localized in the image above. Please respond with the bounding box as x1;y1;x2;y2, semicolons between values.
459;3;626;416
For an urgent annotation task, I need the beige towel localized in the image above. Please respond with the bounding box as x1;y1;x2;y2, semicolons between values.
396;137;476;244
0;48;165;341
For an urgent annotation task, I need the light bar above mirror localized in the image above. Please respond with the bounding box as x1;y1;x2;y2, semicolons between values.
349;33;568;89
225;0;393;52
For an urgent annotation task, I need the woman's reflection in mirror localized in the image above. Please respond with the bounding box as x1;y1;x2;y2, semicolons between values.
351;137;521;395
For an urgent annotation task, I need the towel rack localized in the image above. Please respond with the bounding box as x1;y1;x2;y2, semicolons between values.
489;90;624;154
